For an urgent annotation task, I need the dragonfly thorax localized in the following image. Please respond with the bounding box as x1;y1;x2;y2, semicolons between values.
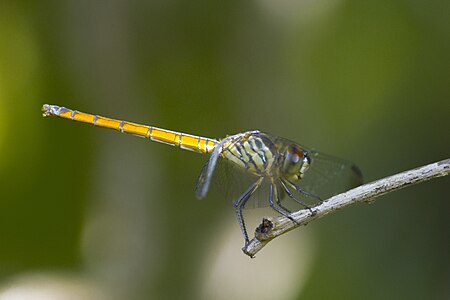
220;132;278;177
219;131;310;181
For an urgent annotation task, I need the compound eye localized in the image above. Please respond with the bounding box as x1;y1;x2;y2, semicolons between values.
288;145;304;163
282;144;306;179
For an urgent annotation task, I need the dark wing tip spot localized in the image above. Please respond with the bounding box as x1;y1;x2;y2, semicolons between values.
351;164;364;185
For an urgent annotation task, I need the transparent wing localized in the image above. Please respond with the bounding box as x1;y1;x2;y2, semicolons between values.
195;154;273;209
273;150;363;211
288;149;363;199
195;152;219;199
196;145;362;210
195;140;226;199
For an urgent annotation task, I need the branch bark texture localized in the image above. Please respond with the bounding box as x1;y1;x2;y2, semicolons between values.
243;158;450;257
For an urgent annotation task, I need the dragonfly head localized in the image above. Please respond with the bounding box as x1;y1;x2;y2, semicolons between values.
281;144;311;181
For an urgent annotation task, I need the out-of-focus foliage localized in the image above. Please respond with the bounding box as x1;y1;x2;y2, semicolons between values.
0;0;448;299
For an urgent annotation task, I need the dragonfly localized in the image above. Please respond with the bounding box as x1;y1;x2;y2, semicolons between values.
42;104;362;245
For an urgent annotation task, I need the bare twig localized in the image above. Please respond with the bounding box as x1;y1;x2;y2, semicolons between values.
243;158;450;258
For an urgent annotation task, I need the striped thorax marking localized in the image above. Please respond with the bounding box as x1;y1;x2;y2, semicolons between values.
222;132;275;176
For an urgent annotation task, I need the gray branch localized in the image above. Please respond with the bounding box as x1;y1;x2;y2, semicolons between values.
243;158;450;258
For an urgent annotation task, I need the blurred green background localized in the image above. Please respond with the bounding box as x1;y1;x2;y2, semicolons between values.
0;0;449;299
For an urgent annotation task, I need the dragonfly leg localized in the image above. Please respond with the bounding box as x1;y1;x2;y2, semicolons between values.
298;188;322;202
274;185;292;214
269;184;296;223
234;178;263;245
280;179;314;213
